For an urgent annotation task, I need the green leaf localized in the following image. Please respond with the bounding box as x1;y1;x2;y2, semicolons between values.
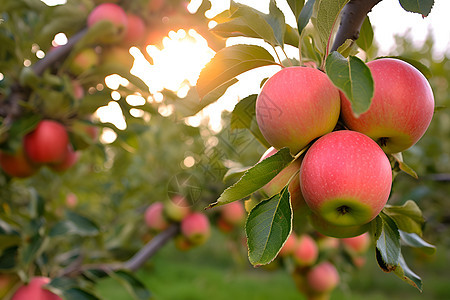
228;1;285;46
197;44;277;100
390;152;418;179
310;0;350;55
62;288;101;300
298;0;315;36
287;0;305;18
356;16;374;51
223;166;252;183
110;270;151;300
0;220;21;252
375;213;401;272
325;51;374;116
49;211;99;237
230;94;271;148
266;0;287;46
399;231;436;255
208;148;293;208
376;56;432;79
246;187;292;266
0;246;18;270
383;200;424;236
394;253;423;291
399;0;434;17
21;234;45;265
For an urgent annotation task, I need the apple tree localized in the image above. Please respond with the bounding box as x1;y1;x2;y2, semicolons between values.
0;0;233;299
196;0;439;298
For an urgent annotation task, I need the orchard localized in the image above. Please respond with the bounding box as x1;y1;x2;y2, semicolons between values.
0;0;449;300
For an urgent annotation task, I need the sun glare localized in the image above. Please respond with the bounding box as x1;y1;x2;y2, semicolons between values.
132;29;215;95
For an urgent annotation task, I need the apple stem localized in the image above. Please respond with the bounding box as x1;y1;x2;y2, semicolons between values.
331;0;383;52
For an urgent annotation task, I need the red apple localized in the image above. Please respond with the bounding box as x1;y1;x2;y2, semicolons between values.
300;130;392;226
68;48;99;76
0;147;37;178
181;212;210;246
87;3;128;43
12;276;61;300
24;120;69;164
220;201;246;227
340;58;434;153
122;14;146;46
259;147;306;210
144;202;169;232
310;212;370;238
65;193;78;208
256;67;340;154
279;232;297;257
341;232;371;254
307;262;340;293
293;234;318;266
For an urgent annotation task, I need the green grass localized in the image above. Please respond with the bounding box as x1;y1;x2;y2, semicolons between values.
95;229;450;300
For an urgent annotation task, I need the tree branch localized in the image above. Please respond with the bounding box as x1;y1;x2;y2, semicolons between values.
59;224;179;277
124;224;179;272
31;28;88;76
331;0;383;52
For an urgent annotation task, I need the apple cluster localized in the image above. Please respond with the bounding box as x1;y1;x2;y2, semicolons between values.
278;231;370;299
144;196;211;251
0;120;79;178
255;58;435;238
67;3;147;78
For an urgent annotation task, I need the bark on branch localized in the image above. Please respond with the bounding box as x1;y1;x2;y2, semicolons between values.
331;0;383;52
59;224;179;277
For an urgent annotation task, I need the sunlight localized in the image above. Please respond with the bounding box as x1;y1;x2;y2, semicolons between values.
131;29;215;95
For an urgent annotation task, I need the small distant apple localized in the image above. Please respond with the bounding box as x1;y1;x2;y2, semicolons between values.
279;232;297;257
307;262;340;293
144;202;169;232
87;3;128;43
122;14;146;46
68;48;99;76
181;212;210;246
220;201;246;227
341;232;371;254
164;195;190;222
293;234;318;266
